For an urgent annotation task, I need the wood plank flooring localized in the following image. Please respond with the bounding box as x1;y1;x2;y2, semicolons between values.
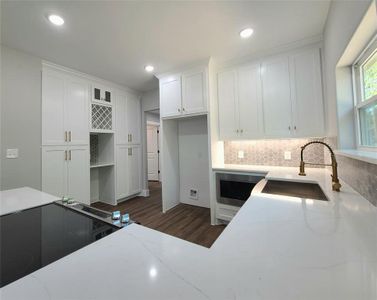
92;182;225;248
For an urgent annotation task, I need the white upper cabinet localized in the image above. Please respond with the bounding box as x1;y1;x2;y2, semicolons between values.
237;64;263;139
261;56;292;137
218;70;238;139
217;46;325;140
42;68;89;146
217;65;263;140
126;93;141;144
65;79;89;145
42;72;66;145
182;68;207;115
160;66;208;119
115;91;141;145
115;92;128;145
289;48;324;137
160;75;182;118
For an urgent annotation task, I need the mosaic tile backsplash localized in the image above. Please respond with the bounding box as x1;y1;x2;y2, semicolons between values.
224;138;326;168
337;155;377;207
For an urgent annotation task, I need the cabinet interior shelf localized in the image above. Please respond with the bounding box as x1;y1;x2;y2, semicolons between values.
90;162;115;169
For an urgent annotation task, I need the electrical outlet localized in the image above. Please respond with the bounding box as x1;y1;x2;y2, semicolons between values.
189;189;198;200
6;149;19;159
284;151;291;160
238;150;244;159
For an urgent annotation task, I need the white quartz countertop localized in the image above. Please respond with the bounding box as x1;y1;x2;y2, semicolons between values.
1;167;376;300
0;187;59;216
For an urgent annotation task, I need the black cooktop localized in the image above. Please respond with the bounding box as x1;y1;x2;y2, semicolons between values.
0;203;118;288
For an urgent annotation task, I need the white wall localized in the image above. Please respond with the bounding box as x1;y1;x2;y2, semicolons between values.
141;88;159;192
1;45;42;190
146;112;160;124
322;0;371;139
178;116;210;208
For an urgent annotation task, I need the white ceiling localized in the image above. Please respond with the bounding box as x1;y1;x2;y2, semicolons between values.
1;1;330;92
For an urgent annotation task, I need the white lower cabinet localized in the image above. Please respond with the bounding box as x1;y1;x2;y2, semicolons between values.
116;145;141;200
42;146;90;204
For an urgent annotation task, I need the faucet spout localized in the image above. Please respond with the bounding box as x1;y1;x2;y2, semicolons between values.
298;141;341;192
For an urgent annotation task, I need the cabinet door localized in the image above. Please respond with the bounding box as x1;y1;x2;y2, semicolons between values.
115;145;129;199
238;65;263;139
261;57;292;137
128;146;141;195
42;72;65;145
182;68;207;115
67;146;90;205
290;48;324;137
42;146;67;197
65;78;89;145
127;94;141;144
217;70;239;140
115;92;127;145
160;75;182;118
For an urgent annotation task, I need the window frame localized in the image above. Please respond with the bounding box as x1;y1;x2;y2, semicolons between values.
352;36;377;151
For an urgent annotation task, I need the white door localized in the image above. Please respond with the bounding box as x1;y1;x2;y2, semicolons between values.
66;146;90;205
290;48;324;137
127;94;141;144
160;75;182;118
128;146;141;195
147;125;159;181
42;146;67;197
42;72;65;145
261;57;292;137
218;70;239;139
238;64;263;139
116;145;129;199
182;69;207;115
115;92;127;145
65;78;89;145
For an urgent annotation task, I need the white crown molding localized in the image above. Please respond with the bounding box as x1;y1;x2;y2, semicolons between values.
42;61;141;97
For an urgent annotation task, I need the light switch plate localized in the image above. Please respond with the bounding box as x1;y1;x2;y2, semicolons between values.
284;151;291;160
6;149;19;159
238;150;244;159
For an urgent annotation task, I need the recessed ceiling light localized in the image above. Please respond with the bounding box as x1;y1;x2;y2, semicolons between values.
240;28;253;39
48;14;65;26
145;65;154;72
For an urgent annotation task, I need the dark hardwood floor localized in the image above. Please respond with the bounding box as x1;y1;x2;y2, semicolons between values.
92;182;225;248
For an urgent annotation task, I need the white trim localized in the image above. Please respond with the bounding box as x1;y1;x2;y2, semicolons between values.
42;61;141;96
139;189;150;197
335;149;377;165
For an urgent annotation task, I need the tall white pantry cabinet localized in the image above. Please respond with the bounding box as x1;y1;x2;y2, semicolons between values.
41;64;142;205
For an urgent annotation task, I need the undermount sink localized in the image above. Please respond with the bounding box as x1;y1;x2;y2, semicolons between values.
261;180;329;201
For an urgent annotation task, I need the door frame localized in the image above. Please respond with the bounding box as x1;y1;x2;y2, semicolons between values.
146;121;160;182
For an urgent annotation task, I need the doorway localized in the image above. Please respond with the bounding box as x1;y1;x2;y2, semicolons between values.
147;123;160;181
145;110;160;182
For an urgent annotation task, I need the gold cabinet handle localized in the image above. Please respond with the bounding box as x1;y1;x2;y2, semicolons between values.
182;108;185;112
64;131;68;142
288;126;291;130
64;150;67;161
68;131;72;142
130;134;132;142
178;108;181;112
236;129;239;133
69;150;72;161
128;148;132;156
240;129;243;133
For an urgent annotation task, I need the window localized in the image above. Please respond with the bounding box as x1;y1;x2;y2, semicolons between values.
354;37;377;149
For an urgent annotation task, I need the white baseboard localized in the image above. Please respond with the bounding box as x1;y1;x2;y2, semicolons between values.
139;189;150;197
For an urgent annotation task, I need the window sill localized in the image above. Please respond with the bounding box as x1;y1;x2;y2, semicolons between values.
335;149;377;165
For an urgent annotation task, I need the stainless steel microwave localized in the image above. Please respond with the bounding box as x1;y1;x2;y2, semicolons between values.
216;172;266;207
